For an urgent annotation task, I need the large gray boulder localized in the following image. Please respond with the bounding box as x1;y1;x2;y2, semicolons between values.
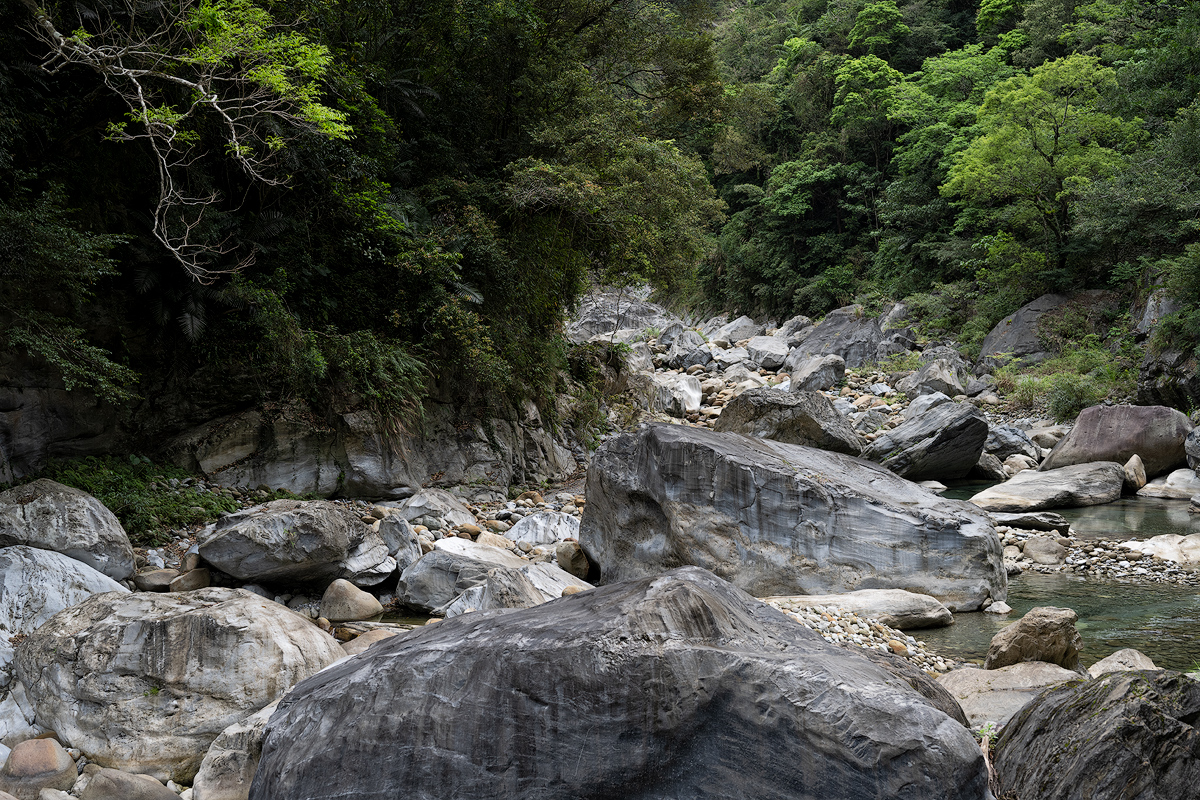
376;515;422;573
785;305;885;369
0;546;128;692
1039;404;1191;479
985;425;1039;461
745;336;789;370
565;292;680;343
860;402;989;481
580;424;1005;611
765;588;952;629
937;662;1080;731
250;567;987;800
0;480;135;581
712;315;764;345
984;606;1083;671
397;488;476;528
396;540;526;613
1137;468;1200;498
785;353;846;392
713;388;865;455
13;588;344;783
896;358;970;400
978;293;1071;370
995;671;1200;800
651;373;702;416
970;462;1125;512
191;700;278;800
438;562;591;618
198;500;393;586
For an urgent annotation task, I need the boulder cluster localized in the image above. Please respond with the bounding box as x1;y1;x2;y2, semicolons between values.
2;289;1200;800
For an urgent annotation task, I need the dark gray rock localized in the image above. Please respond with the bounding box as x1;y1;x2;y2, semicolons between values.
250;567;987;800
713;388;865;455
0;480;135;581
579;424;1005;611
861;402;989;481
667;330;708;369
969;462;1125;512
988;511;1070;533
995;670;1200;800
902;391;953;421
978;293;1071;371
746;336;789;370
656;322;686;349
1040;404;1191;479
712;315;765;345
984;606;1083;671
1136;289;1181;336
971;452;1007;481
896;358;970;400
198;500;393;586
395;548;516;613
785;354;846;392
785;305;884;369
986;425;1040;461
377;515;422;572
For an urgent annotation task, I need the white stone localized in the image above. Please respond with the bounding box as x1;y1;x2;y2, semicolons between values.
1136;468;1200;499
503;512;580;546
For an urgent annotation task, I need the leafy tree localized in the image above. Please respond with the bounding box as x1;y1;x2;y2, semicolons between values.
941;54;1141;275
849;0;911;59
831;54;903;168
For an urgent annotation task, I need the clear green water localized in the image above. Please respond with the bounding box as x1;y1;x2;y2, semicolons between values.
929;483;1200;671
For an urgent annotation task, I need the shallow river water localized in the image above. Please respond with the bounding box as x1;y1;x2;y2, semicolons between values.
925;486;1200;671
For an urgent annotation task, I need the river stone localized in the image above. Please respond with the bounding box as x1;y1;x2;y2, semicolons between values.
1040;404;1191;479
580;423;1005;611
13;588;344;783
1088;648;1159;677
713;388;865;455
860;402;988;481
785;354;846;392
198;500;392;586
1022;536;1066;565
985;426;1039;461
971;452;1007;481
1137;468;1200;499
995;670;1200;800
1123;453;1147;493
745;336;789;370
774;314;813;342
896;358;970;400
555;540;589;579
784;305;884;369
765;589;952;629
398;489;476;528
937;662;1079;731
984;606;1083;671
713;315;764;345
0;480;134;581
902;392;952;421
969;461;1125;512
249;567;987;800
0;546;128;694
977;293;1071;370
319;579;383;622
989;512;1070;533
376;516;422;572
504;511;580;546
77;766;177;800
0;738;75;799
190;701;278;800
1121;533;1200;565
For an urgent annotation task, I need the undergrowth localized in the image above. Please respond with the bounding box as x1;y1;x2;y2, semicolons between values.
8;456;305;546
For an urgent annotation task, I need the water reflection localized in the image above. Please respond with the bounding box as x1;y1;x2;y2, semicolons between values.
1059;497;1200;540
920;573;1200;672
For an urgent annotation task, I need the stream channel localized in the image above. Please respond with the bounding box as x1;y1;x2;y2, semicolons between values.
923;487;1200;672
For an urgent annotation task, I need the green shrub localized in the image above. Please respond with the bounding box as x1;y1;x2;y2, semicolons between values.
1046;374;1106;422
14;456;303;546
1009;376;1048;409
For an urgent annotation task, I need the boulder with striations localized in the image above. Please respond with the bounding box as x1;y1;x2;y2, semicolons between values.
860;402;989;481
970;462;1125;512
580;424;1005;611
249;567;987;800
713;388;865;455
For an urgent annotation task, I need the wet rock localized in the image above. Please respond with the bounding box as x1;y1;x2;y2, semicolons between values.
250;568;987;800
995;670;1200;800
970;462;1125;512
713;388;865;455
1040;404;1191;479
580;424;1005;611
984;606;1083;671
0;480;135;581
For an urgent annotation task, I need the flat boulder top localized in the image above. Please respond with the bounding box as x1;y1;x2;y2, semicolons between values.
251;567;985;800
969;461;1125;512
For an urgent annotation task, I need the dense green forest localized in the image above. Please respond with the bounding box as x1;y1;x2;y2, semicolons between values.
2;0;1199;423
